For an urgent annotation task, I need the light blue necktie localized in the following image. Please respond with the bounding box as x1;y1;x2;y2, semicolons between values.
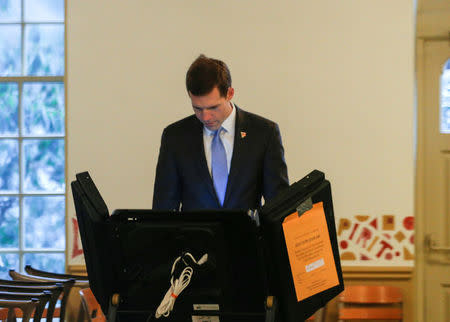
211;128;228;206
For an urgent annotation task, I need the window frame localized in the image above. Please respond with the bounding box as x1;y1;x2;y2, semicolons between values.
0;0;66;274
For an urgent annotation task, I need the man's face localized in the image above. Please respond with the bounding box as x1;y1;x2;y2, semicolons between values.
190;87;234;131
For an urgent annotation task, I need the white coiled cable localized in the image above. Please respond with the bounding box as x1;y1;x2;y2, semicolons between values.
155;253;208;319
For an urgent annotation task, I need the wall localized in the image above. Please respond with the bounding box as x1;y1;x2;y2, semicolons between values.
66;0;415;267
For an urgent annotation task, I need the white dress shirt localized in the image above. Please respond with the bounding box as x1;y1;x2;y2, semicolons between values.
203;102;236;176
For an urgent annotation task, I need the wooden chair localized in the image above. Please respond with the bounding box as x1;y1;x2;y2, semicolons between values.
0;291;52;321
79;288;106;322
0;307;6;320
0;298;39;322
0;283;63;321
8;270;77;322
25;265;88;282
0;278;72;320
338;285;403;321
18;267;90;321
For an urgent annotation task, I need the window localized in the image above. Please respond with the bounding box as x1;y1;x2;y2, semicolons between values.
441;59;450;134
0;0;65;278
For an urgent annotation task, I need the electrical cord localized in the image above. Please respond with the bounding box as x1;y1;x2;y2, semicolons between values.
154;252;208;319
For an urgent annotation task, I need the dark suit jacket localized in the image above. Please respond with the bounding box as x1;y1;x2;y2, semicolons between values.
152;106;289;211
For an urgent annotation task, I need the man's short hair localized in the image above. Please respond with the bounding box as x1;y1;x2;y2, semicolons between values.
186;54;232;97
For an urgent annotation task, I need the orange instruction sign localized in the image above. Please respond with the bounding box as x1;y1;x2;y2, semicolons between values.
282;201;339;302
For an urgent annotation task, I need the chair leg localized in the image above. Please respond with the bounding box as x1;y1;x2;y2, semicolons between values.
7;308;17;322
313;306;326;322
22;308;33;322
337;300;344;322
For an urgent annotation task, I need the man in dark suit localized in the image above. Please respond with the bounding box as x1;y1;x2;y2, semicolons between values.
153;55;289;211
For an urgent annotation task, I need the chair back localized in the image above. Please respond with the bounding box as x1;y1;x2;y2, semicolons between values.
0;291;51;321
11;267;91;322
338;285;403;321
79;288;106;322
0;298;39;322
340;285;402;304
25;265;88;281
0;284;63;322
9;270;77;322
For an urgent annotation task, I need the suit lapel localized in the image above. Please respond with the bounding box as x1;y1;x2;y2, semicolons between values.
224;106;247;206
192;118;220;205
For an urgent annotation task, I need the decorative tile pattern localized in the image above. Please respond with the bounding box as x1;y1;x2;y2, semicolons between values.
338;214;414;264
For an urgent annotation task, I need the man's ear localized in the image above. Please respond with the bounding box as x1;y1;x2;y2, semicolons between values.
226;87;234;101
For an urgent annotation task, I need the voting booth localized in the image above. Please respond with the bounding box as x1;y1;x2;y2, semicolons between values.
259;170;344;321
72;170;343;322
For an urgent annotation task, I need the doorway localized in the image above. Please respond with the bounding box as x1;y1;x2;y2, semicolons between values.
416;37;450;322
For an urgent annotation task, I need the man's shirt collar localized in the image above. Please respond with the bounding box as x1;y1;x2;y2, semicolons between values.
204;102;236;136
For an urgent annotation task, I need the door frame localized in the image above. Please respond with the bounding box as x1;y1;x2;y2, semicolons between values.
415;36;425;322
415;7;450;321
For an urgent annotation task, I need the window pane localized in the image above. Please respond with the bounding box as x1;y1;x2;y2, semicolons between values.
0;139;19;193
0;0;21;22
0;25;21;76
23;139;65;193
441;59;450;134
0;82;19;136
0;253;19;279
25;24;64;76
23;82;65;136
0;197;19;248
23;252;64;273
23;196;65;249
24;0;64;22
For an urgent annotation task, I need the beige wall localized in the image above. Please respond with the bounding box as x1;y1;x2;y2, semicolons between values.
66;0;415;266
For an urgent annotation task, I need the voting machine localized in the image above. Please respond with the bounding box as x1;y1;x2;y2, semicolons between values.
71;170;343;321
